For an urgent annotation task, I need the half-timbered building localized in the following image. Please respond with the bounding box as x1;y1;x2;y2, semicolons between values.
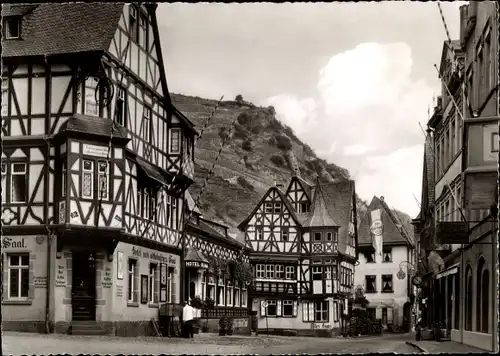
356;196;416;332
181;190;252;333
1;3;196;336
238;176;358;337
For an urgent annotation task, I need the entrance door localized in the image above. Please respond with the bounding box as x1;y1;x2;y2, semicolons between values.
72;251;96;320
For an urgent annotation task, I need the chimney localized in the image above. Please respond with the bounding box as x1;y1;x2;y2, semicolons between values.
459;5;468;47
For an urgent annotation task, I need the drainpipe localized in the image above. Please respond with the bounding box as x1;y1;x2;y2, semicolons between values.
460;243;463;344
45;227;53;333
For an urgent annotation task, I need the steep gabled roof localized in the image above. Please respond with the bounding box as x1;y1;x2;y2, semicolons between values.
305;183;338;227
358;196;413;247
2;3;124;58
237;186;301;230
419;129;435;219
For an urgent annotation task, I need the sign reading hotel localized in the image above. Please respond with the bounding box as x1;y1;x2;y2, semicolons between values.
185;261;209;269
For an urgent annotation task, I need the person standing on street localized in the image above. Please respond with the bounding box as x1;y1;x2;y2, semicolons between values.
182;301;195;338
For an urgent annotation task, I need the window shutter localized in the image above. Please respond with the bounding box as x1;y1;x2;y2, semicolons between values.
277;300;282;317
308;302;314;322
261;301;266;317
388;307;393;323
293;300;298;317
376;307;382;320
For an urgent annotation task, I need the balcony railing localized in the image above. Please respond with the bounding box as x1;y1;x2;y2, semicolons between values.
202;306;249;319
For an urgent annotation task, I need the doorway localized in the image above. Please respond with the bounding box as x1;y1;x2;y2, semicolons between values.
72;251;96;321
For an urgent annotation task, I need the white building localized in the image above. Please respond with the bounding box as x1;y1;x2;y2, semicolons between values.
355;196;416;331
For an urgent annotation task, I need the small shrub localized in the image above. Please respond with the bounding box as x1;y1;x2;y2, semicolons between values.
268;136;277;146
267;106;276;116
241;139;252;151
237;111;252;127
267;118;283;132
250;125;261;134
270;154;285;167
233;123;248;140
235;94;243;102
218;126;229;142
275;134;292;151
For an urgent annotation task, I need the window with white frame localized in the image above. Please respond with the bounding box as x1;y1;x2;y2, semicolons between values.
143;106;151;142
263;300;277;316
129;6;138;41
281;228;289;242
148;263;157;304
128;259;137;302
1;163;7;203
314;232;322;241
241;288;247;307
169;128;180;153
217;278;225;306
207;276;215;300
273;203;281;214
266;265;275;279
167;267;175;303
4;17;21;39
97;161;109;200
315;301;329;322
115;87;127;127
234;286;240;307
275;265;284;279
201;274;206;300
84;77;98;116
82;160;94;199
7;254;29;299
325;266;332;280
265;202;272;213
326;232;332;241
283;300;294;317
285;266;295;280
226;282;233;306
11;163;27;203
256;264;265;279
138;184;156;220
312;266;323;281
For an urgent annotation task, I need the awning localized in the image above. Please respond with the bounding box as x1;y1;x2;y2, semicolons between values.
436;263;459;279
136;156;172;187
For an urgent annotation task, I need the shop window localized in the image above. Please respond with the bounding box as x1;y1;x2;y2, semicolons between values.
382;274;393;292
383;248;392;262
166;266;176;303
127;259;137;303
262;300;277;316
7;254;29;299
234;287;240;307
10;163;27;203
148;263;157;304
315;301;328;322
283;300;294;317
365;275;376;292
241;288;247;307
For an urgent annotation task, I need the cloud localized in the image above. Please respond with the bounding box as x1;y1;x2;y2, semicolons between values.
264;42;432;216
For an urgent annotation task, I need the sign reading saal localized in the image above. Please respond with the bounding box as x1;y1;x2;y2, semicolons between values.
2;236;30;249
82;143;109;158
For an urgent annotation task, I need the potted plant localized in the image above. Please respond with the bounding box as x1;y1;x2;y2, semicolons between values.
218;316;229;336
202;297;215;332
226;317;234;336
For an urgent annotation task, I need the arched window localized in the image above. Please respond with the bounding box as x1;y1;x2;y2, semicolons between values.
476;257;489;334
465;265;472;331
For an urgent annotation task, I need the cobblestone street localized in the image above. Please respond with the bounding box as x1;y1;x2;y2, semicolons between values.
2;331;420;355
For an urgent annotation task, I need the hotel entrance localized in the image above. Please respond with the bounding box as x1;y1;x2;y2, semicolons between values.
72;251;97;321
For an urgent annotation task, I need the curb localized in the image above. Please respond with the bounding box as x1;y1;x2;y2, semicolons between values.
406;341;428;353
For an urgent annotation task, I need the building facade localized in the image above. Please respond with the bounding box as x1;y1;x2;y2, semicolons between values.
182;191;251;334
238;176;358;337
1;3;197;336
413;1;498;352
355;196;416;332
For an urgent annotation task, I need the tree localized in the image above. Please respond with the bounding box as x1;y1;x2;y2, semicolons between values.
235;94;243;102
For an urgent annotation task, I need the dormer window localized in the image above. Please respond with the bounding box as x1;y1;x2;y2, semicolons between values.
4;17;21;39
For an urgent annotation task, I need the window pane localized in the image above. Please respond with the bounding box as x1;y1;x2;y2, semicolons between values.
12;174;26;202
82;172;92;197
21;268;29;297
21;255;29;266
10;255;19;266
10;269;19;297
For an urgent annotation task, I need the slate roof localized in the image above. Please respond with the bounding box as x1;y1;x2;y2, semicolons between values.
358;196;413;247
185;247;209;264
185;190;201;215
2;3;124;58
59;114;128;140
136;156;172;187
305;183;339;227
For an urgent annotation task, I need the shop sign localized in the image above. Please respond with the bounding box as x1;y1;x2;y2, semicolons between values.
311;323;332;329
2;236;29;249
132;246;177;265
34;276;48;288
435;222;469;244
102;267;112;288
116;285;124;298
185;261;208;269
55;263;66;287
82;143;109;158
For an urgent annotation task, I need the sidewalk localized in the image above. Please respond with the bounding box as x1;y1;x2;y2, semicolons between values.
406;340;488;354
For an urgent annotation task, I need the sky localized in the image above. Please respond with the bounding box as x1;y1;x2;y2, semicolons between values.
157;1;465;218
